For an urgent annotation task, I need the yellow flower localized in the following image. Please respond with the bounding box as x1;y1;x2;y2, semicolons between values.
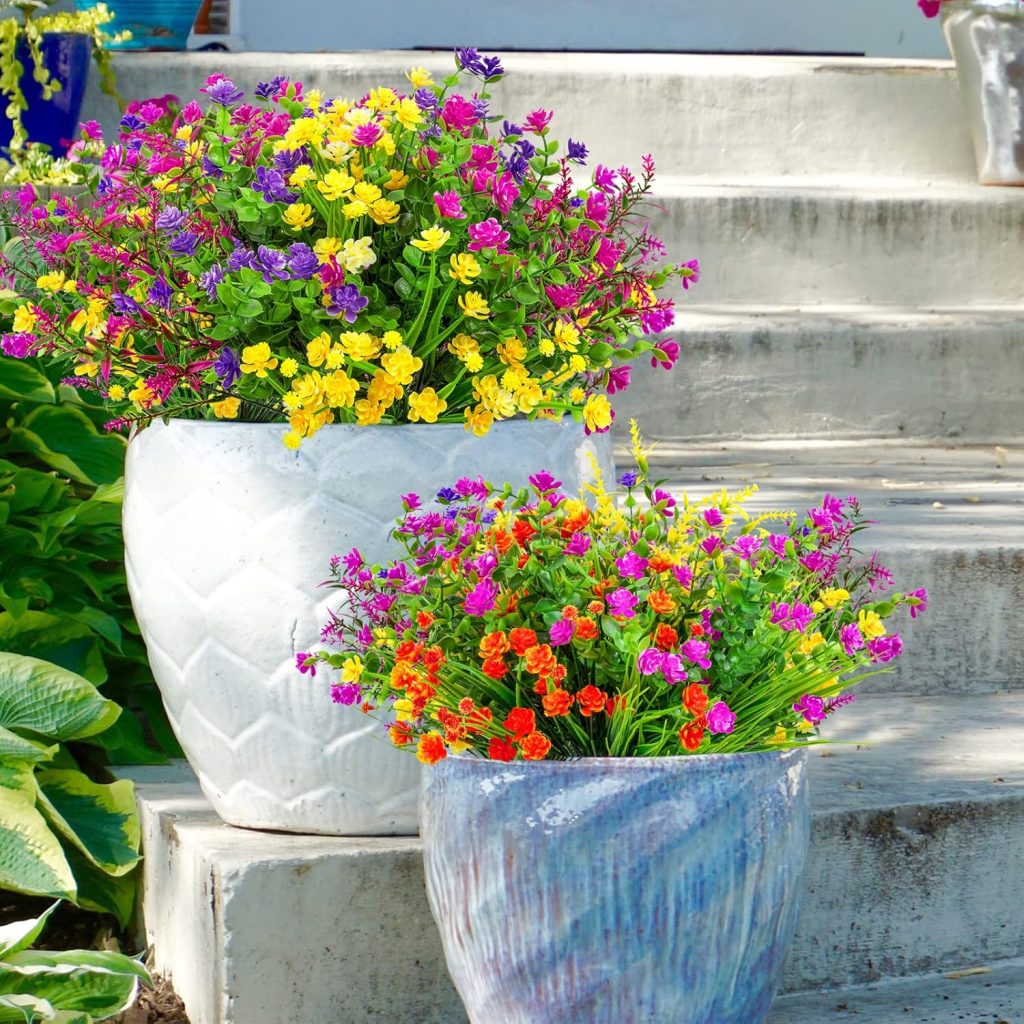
381;347;424;386
314;237;342;262
305;89;324;109
340;656;364;683
175;125;193;142
283;431;302;450
366;370;403;408
583;393;613;433
448;252;480;285
70;297;109;338
858;609;886;640
283;203;314;231
354;182;382;204
212;397;241;420
325;345;346;370
340;236;376;273
376;131;396;157
393;97;423;130
240;342;279;378
36;271;66;292
821;588;850;609
768;726;790;745
12;304;36;332
381;330;404;350
393;698;415;723
128;379;155;409
367;87;397;112
464;405;494;437
514;381;544;414
796;632;826;656
410;225;451;253
538;337;556;357
553;320;580;352
318;169;356;202
291;371;328;410
354;398;385;425
497;338;527;366
340;331;382;361
407;388;448;423
458;291;490;320
282;117;324;151
106;384;126;401
568;354;587;374
280;358;298;378
306;332;333;368
369;199;400;225
289;165;316;188
153;175;178;193
384;169;409;191
406;66;434;89
342;200;369;220
325;369;358;408
569;385;587;404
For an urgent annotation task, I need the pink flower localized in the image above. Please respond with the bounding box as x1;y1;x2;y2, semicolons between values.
550;620;575;647
546;283;583;309
491;172;520;215
441;95;479;133
352;123;383;147
524;108;553;134
467;218;510;253
181;100;203;123
918;0;941;15
434;190;465;219
707;701;737;734
637;648;665;675
585;191;609;225
661;654;688;685
607;588;639;619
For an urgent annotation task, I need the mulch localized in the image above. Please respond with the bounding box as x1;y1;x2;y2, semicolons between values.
112;974;190;1024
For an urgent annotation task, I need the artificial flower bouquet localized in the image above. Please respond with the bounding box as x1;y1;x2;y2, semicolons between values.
0;48;697;449
307;427;926;764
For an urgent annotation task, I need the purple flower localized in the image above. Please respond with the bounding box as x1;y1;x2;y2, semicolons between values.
680;640;711;670
227;245;258;272
341;548;364;574
615;552;648;580
680;258;701;290
256;245;289;283
119;113;144;133
456;48;504;79
652;488;677;516
467;218;510;254
255;76;288;99
528;471;561;494
436;487;459;503
331;683;362;705
637;648;665;675
200;265;225;300
564;533;591;557
606;365;632;395
111;292;142;315
661;654;688;685
505;151;529;184
793;694;826;725
252;166;296;204
168;230;199;257
550;620;575;647
414;87;438;111
907;587;928;620
148;277;173;308
651;339;680;369
868;634;903;663
295;652;316;676
672;564;694;588
402;493;422;511
287;242;318;279
201;154;224;179
1;332;35;358
618;471;639;488
464;579;499;617
731;536;762;562
707;701;737;734
155;206;187;232
607;588;639;619
840;623;865;656
566;138;588;164
703;508;724;527
326;284;369;324
203;76;244;105
213;347;241;388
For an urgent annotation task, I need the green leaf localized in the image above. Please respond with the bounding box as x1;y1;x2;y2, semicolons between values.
59;844;136;928
588;341;615;363
0;361;54;405
0;905;59;960
7;407;126;487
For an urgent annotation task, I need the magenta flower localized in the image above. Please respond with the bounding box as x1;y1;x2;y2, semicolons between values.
584;191;608;225
770;602;815;634
434;190;465;219
615;552;649;580
467;218;510;253
672;564;694;588
868;634;903;663
661;654;688;685
607;588;639;619
1;333;36;358
331;683;362;705
352;123;383;147
464;578;499;617
651;339;680;370
793;694;826;725
766;534;790;559
524;108;553;134
703;508;724;527
529;471;562;493
546;283;583;309
637;648;665;676
701;536;724;556
491;172;520;214
652;489;677;517
840;623;864;656
441;95;479;133
341;547;364;574
707;701;736;734
550;620;575;647
680;640;711;670
680;259;701;290
181;99;203;123
907;587;929;620
295;652;316;676
606;365;632;395
918;0;941;15
731;536;762;562
564;533;591;557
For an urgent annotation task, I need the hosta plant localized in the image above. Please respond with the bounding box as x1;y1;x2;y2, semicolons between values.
307;428;925;763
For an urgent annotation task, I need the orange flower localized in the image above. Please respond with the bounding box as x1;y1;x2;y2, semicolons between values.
524;643;557;678
575;617;599;641
517;552;530;570
542;688;574;717
605;693;627;717
390;662;421;690
360;700;375;714
421;646;445;674
416;732;448;764
587;600;605;616
560;506;590;536
482;657;508;680
416;611;435;629
458;697;476;715
690;623;706;638
488;736;517;762
561;605;579;621
679;720;705;752
592;577;617;597
436;706;459;728
551;664;567;684
478;630;510;660
648;551;675;573
654;623;679;651
648;590;676;615
519;730;552;760
466;706;493;733
509;627;539;656
504;706;536;741
395;640;422;663
511;518;538;547
389;722;413;746
491;529;515;555
577;684;608;717
682;683;710;716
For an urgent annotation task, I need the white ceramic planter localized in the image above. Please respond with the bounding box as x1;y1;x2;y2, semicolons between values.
123;419;614;835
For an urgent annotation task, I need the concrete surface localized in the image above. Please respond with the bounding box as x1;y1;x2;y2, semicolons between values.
614;306;1024;443
125;693;1024;1022
80;53;976;182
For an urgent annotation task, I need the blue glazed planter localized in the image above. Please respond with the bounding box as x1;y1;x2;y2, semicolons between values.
421;749;810;1024
0;33;91;157
77;0;201;50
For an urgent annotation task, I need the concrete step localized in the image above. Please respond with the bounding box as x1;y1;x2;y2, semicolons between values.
125;693;1024;1023
80;53;974;181
633;440;1024;696
614;305;1024;444
652;177;1024;306
769;956;1024;1023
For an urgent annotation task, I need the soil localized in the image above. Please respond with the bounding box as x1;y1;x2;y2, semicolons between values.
111;974;191;1024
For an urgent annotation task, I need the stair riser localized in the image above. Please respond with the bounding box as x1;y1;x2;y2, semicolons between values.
614;320;1024;443
80;54;973;181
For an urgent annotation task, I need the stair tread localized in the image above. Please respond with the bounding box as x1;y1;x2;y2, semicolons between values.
656;173;1024;197
673;303;1024;325
770;956;1024;1022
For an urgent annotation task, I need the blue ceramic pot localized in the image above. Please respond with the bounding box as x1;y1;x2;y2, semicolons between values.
77;0;202;50
422;749;809;1024
0;33;91;157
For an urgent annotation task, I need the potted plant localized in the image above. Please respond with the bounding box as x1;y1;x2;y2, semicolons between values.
308;428;925;1022
77;0;202;51
921;0;1024;184
0;1;125;158
0;50;698;835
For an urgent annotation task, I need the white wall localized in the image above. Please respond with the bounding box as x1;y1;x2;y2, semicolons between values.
233;0;948;58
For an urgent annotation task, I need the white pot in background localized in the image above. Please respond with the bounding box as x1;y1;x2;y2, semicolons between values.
123;419;614;835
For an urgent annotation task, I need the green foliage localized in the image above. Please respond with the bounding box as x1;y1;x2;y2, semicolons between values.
0;654;141;925
0;903;149;1022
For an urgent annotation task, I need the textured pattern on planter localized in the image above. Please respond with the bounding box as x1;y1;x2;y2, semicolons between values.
123;420;613;835
422;751;809;1023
